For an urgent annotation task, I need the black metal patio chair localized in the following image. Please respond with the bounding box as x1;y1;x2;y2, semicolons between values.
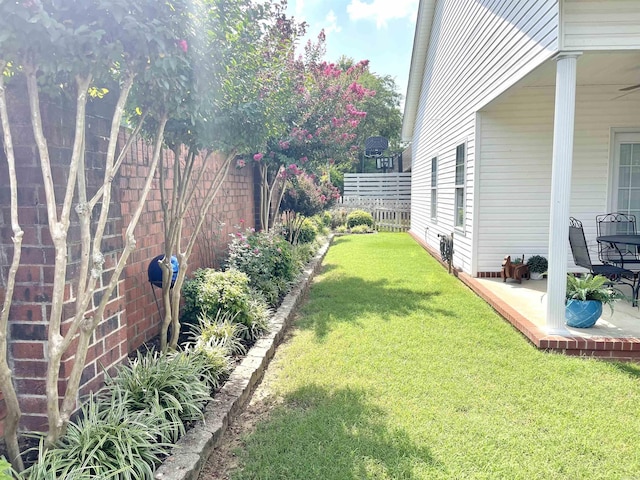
569;217;638;305
596;212;640;269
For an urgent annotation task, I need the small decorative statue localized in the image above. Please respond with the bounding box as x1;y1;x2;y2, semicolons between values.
501;255;529;284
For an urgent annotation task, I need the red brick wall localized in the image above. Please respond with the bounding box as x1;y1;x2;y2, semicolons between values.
120;144;256;351
0;85;255;431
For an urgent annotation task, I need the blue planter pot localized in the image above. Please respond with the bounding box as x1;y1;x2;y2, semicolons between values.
565;300;603;328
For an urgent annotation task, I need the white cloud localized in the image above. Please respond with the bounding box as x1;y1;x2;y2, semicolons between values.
346;0;418;29
324;9;342;34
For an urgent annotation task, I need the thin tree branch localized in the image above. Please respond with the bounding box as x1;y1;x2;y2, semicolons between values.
0;64;25;473
60;75;91;224
88;110;147;210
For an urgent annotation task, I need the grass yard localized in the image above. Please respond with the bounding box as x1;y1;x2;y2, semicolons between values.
230;233;640;479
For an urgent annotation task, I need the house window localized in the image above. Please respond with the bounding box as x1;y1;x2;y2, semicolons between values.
430;157;437;219
454;143;465;228
615;136;640;218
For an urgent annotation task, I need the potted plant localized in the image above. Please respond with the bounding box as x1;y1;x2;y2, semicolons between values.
565;274;621;328
526;255;547;280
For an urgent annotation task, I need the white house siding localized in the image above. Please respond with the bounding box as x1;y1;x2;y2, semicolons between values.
410;0;559;273
562;0;640;50
477;84;640;274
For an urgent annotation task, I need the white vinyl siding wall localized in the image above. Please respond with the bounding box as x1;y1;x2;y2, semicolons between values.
476;85;640;273
562;0;640;50
430;157;438;219
410;0;559;273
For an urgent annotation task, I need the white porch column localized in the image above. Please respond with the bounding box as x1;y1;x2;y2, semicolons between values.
546;52;581;334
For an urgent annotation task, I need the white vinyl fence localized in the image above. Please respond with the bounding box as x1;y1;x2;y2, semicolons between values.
343;172;411;200
339;173;411;232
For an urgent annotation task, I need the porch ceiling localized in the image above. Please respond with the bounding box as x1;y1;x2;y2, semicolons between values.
520;51;640;91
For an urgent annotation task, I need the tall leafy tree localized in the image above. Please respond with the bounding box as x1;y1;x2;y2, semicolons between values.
337;56;404;173
250;31;375;229
138;0;307;351
0;0;196;455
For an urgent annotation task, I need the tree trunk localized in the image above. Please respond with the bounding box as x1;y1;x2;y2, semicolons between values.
0;67;25;472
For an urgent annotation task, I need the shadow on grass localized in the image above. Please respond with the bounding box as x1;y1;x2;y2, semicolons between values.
329;235;350;246
298;275;456;340
236;384;443;479
610;361;640;379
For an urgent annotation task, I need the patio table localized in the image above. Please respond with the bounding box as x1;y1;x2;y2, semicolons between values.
596;234;640;305
596;234;640;246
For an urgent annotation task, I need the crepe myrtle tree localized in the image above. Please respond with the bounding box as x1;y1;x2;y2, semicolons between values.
279;171;340;244
142;0;306;351
249;31;375;230
0;0;194;457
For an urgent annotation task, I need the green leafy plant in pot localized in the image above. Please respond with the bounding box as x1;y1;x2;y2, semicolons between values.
565;274;621;328
526;255;547;280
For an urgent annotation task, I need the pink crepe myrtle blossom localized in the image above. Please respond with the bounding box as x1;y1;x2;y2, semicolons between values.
236;158;246;169
279;140;290;150
177;39;188;53
288;164;302;175
253;153;264;162
300;156;308;164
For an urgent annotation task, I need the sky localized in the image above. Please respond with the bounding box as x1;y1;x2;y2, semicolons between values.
286;0;419;107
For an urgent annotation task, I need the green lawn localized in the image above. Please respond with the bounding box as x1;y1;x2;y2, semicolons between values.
232;233;640;479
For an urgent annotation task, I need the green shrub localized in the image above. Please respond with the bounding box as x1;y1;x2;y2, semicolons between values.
22;393;169;480
297;218;318;244
309;213;330;236
350;224;374;234
182;268;270;338
321;210;332;227
227;230;299;306
335;225;348;234
293;241;318;266
346;210;374;228
311;211;332;229
104;351;211;443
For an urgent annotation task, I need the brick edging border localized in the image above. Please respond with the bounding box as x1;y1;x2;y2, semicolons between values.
154;235;333;480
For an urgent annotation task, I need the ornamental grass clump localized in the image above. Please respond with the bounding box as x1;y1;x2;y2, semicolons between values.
330;208;349;229
22;392;170;480
103;351;211;443
191;310;248;356
185;344;231;393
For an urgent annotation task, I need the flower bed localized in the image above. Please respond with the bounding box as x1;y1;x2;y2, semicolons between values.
13;230;331;479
